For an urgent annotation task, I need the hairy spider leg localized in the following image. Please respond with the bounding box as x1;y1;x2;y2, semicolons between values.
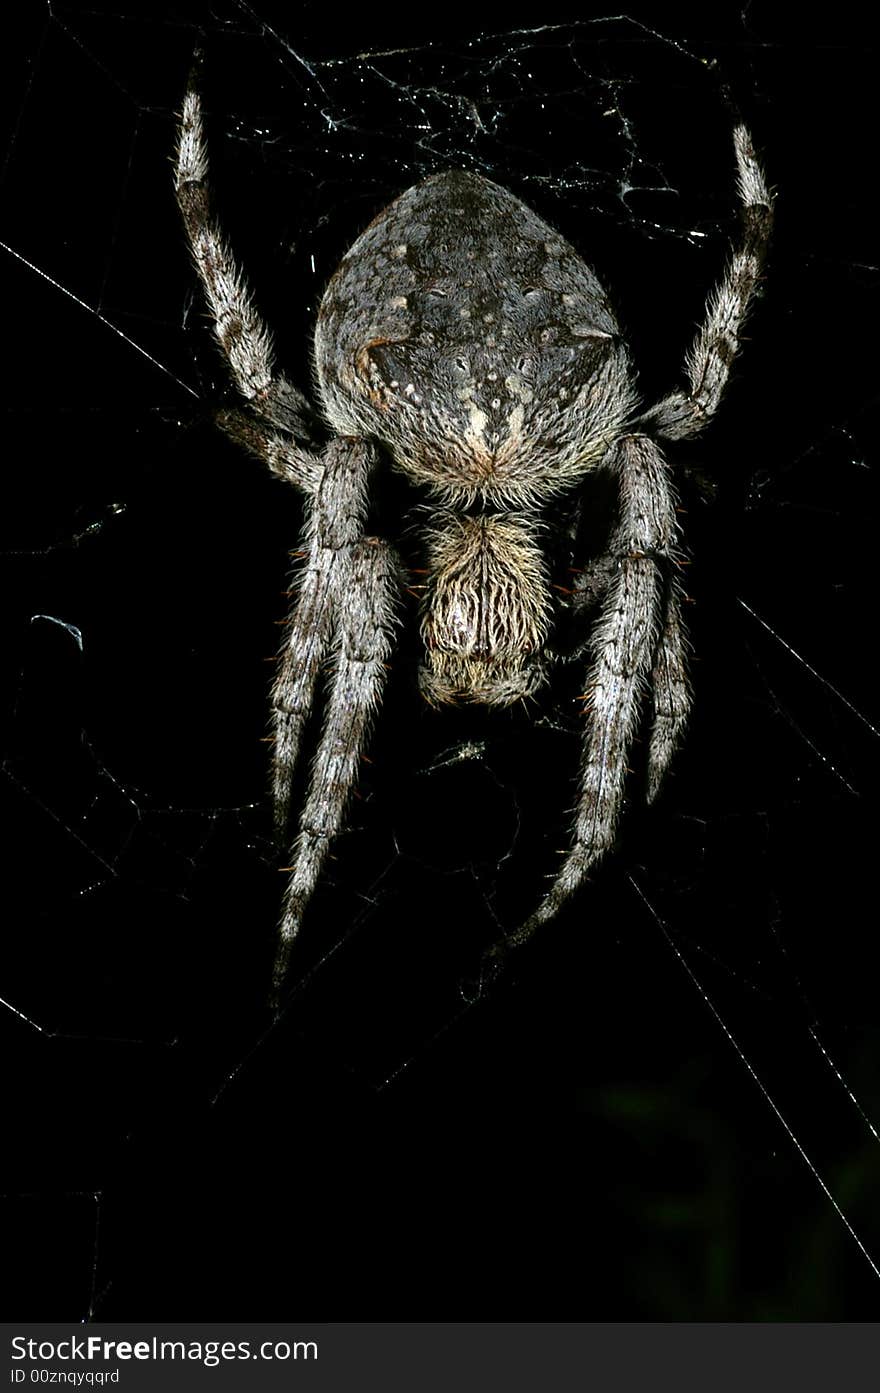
480;433;680;975
640;124;773;441
212;407;323;491
271;437;374;840
272;533;402;1009
175;79;407;1005
175;74;320;470
646;576;692;801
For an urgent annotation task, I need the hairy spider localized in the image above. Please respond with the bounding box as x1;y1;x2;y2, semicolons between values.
175;75;772;1005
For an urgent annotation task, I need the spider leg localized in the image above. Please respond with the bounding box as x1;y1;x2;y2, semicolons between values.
639;125;773;441
215;407;323;494
271;436;374;841
271;532;402;1009
553;531;691;795
481;434;679;979
175;73;320;469
646;578;691;802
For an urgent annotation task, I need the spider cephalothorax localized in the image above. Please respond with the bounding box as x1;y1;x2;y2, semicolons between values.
175;73;772;1005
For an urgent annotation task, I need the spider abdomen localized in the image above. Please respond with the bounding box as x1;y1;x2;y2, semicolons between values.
315;169;637;505
419;512;550;706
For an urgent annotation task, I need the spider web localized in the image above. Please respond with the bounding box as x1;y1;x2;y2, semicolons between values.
3;0;880;1319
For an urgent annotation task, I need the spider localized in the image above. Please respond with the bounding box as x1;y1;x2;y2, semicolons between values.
175;74;772;1006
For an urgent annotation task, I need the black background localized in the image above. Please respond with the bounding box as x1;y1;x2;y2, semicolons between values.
3;1;880;1319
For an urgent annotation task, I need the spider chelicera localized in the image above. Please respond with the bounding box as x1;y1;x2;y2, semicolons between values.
175;74;772;1006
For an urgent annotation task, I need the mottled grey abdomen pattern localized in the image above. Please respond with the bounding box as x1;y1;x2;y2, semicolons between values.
315;170;637;503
